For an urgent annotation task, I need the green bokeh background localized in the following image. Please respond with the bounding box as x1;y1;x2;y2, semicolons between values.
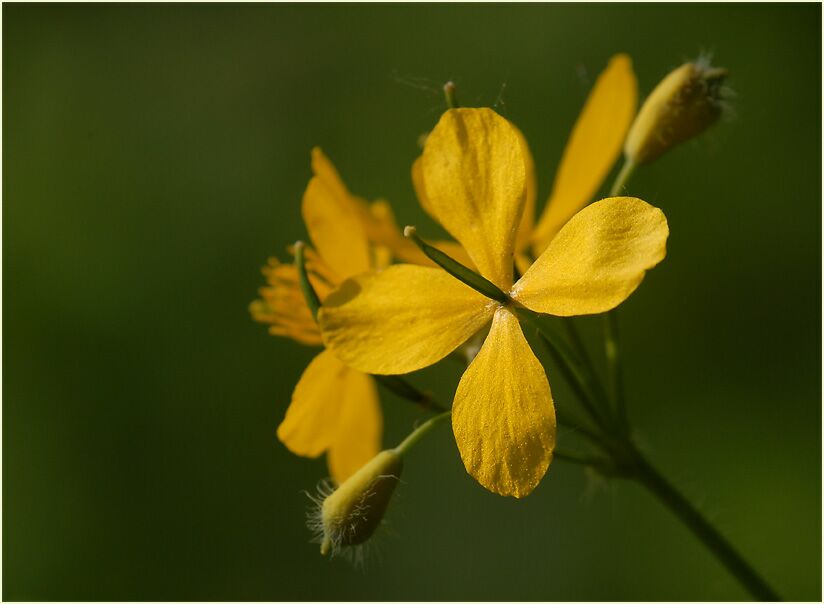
4;3;821;601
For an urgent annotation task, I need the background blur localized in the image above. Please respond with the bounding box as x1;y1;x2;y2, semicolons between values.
4;3;821;601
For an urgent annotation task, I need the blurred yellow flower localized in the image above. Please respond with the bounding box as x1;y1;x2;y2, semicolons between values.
251;148;388;484
319;108;668;497
526;54;638;259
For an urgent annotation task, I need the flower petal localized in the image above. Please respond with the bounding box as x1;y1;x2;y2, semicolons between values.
327;373;382;484
318;264;494;374
366;199;417;265
303;149;372;280
421;108;526;289
277;349;349;457
452;307;556;498
411;156;436;221
531;54;638;256
513;197;668;316
513;124;537;257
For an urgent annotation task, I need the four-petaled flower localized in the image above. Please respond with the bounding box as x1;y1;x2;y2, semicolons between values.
319;108;669;497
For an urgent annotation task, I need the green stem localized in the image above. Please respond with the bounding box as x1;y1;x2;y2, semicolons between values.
394;411;452;456
560;158;778;600
609;158;637;197
602;159;637;431
603;311;628;433
557;414;602;445
561;319;592;372
553;449;608;468
374;375;447;413
514;307;608;430
632;452;780;601
563;318;615;426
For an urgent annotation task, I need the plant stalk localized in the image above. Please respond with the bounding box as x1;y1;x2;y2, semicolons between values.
525;305;778;599
631;452;780;601
603;310;629;433
394;411;452;456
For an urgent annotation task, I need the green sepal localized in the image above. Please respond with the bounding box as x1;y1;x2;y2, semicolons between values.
404;227;509;304
293;241;321;321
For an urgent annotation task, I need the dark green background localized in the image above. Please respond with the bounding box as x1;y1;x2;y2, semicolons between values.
4;3;821;601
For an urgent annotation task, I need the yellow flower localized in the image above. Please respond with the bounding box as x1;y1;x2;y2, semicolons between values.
251;148;388;484
319;108;668;498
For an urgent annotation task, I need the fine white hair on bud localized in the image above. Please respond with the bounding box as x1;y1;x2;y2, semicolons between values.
306;450;403;560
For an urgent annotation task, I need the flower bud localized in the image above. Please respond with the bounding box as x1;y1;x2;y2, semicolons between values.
624;60;728;165
311;449;403;556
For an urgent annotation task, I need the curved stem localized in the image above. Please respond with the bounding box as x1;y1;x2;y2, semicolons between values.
394;411;452;456
557;414;602;445
632;453;780;601
522;305;777;598
548;158;779;600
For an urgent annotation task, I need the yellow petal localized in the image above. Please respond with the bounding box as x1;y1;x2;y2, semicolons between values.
319;264;494;374
327;372;382;484
277;349;350;457
531;54;638;256
452;307;556;498
312;150;417;269
311;147;351;203
430;240;475;269
411;156;436;220
513;197;668;316
513;125;536;256
358;197;477;272
514;253;533;280
302;152;372;280
411;156;481;270
367;198;430;266
421;108;526;289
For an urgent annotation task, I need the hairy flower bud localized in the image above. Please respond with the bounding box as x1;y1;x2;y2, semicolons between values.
310;449;403;557
624;60;729;165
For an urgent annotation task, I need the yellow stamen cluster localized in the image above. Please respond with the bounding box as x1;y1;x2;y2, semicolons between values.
250;258;321;345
